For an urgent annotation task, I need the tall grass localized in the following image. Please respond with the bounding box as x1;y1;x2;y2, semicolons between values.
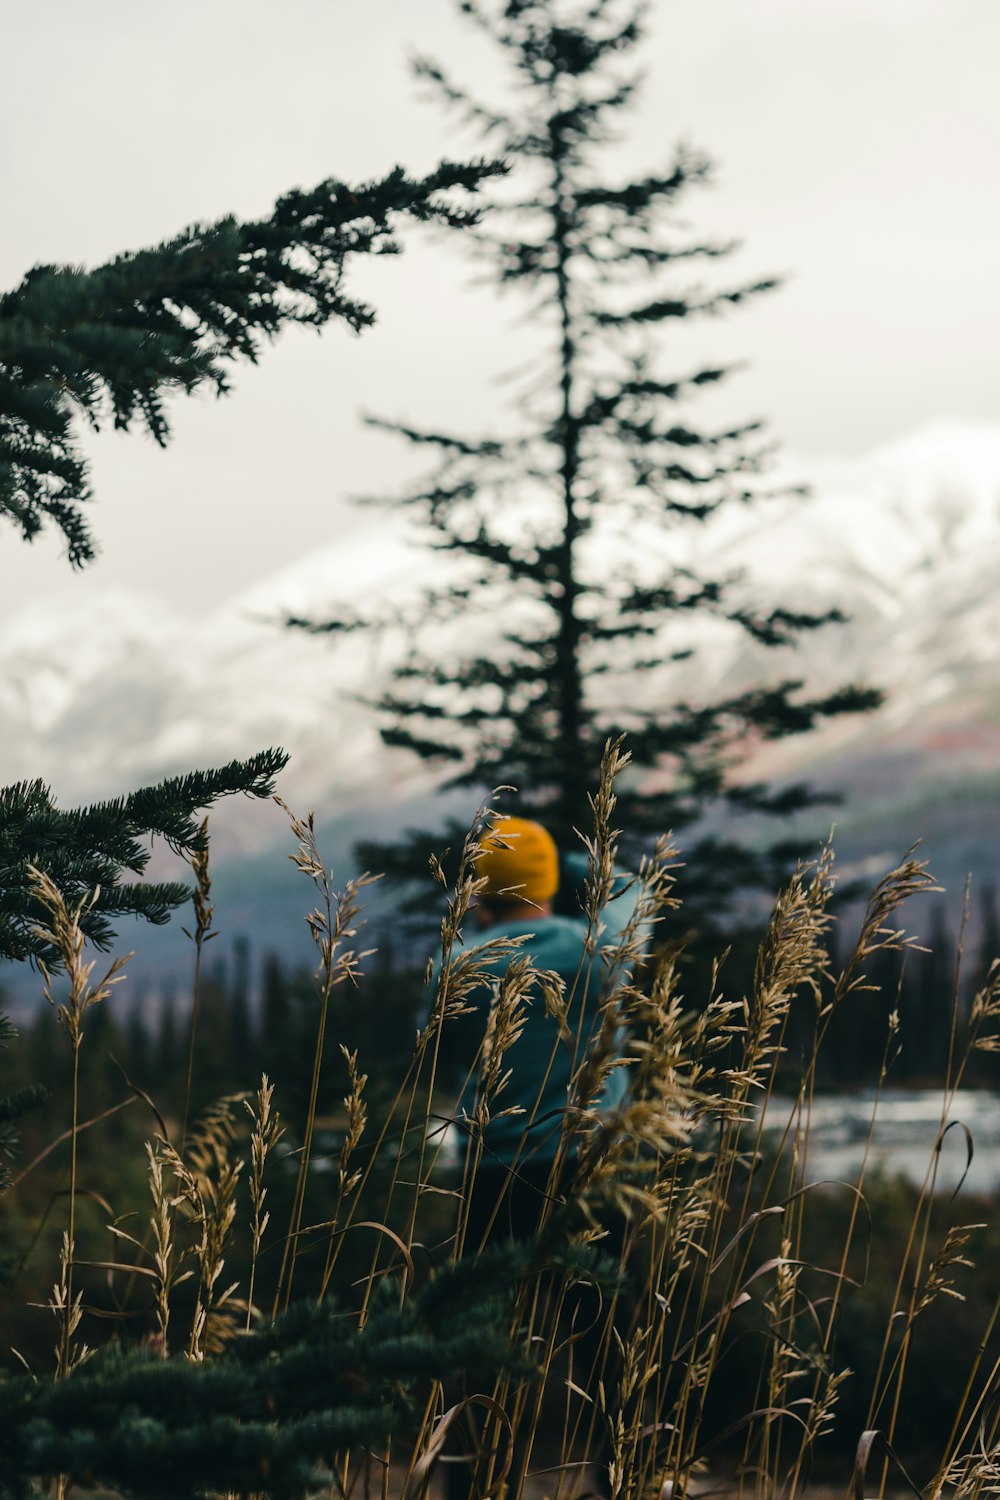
2;740;1000;1500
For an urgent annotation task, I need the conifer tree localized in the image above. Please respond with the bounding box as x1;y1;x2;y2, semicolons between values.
291;0;880;912
0;158;500;961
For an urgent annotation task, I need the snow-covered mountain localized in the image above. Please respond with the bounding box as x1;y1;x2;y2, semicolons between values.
0;521;436;843
706;421;1000;725
3;420;1000;913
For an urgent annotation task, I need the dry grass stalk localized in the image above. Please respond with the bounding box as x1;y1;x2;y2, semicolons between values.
181;817;217;1152
144;1139;187;1356
336;1047;367;1198
315;1047;368;1301
244;1073;283;1329
271;796;379;1314
28;865;131;1383
47;1230;89;1378
152;1098;246;1360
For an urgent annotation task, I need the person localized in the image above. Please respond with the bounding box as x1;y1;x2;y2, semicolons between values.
435;815;646;1500
443;815;643;1254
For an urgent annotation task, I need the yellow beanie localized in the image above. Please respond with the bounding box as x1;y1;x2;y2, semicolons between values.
478;816;559;905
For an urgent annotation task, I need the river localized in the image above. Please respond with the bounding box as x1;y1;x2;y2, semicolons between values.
762;1088;1000;1195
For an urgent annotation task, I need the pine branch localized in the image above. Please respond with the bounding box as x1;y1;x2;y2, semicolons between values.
0;749;288;964
0;1253;530;1498
572;155;714;215
577;367;731;424
0;159;504;565
594;277;782;328
363;413;507;458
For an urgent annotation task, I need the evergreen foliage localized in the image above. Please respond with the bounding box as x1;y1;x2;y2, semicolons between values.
0;1263;528;1499
0;159;501;567
289;0;880;908
0;751;287;965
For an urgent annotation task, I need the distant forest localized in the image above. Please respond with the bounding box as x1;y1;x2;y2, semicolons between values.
5;889;997;1137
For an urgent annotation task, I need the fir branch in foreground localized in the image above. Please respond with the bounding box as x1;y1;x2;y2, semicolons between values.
0;1261;529;1500
0;158;504;566
0;747;288;964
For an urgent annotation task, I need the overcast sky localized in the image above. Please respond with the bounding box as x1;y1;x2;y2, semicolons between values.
3;0;999;621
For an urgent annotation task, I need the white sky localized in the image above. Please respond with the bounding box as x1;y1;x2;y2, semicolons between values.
2;0;999;620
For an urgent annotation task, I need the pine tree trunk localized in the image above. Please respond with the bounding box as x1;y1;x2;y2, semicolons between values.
550;143;587;838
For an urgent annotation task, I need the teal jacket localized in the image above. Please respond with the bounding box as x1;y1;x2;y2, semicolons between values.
437;853;644;1165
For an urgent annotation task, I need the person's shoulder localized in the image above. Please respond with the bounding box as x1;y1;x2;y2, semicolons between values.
559;851;637;907
561;850;590;883
488;913;584;945
507;914;589;969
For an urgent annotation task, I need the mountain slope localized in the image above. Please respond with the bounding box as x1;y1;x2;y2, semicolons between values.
2;419;1000;1002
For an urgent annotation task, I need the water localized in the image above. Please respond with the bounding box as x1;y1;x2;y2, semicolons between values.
762;1088;1000;1195
419;1089;1000;1195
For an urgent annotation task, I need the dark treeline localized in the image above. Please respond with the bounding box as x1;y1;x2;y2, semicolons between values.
0;940;426;1139
3;886;997;1137
785;888;1000;1089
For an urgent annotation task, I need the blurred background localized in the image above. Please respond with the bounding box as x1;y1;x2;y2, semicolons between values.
2;0;999;1063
